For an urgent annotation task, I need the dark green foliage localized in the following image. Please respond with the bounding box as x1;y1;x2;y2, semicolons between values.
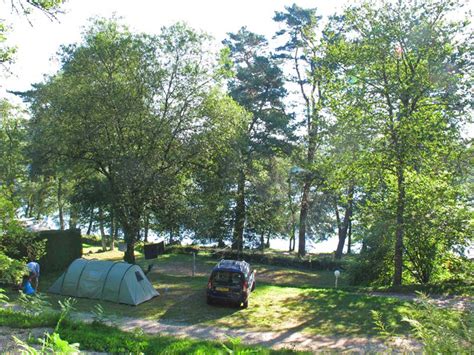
38;229;82;272
165;245;346;271
211;250;345;272
0;229;46;262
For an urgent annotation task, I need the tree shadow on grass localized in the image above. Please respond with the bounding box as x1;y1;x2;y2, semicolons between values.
158;287;241;325
281;289;411;336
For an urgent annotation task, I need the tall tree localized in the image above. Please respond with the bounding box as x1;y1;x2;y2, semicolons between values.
223;27;292;252
338;0;472;285
274;5;331;256
24;19;220;263
186;92;250;247
0;100;28;205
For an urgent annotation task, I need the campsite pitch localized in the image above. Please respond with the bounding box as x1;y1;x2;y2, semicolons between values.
31;251;413;338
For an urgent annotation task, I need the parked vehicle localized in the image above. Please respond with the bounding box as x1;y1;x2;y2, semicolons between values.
206;259;256;308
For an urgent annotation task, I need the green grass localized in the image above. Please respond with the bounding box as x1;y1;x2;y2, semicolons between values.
364;281;474;297
3;251;415;338
0;309;300;354
58;320;301;354
0;308;59;328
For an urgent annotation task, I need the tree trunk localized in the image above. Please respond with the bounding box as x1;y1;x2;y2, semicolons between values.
265;235;270;248
298;178;311;257
57;177;65;230
335;186;354;259
144;213;149;243
346;219;352;255
232;171;246;252
122;217;140;264
98;206;106;251
289;234;295;252
260;232;265;250
393;166;405;286
68;207;78;230
110;210;115;251
86;210;94;235
25;200;31;219
124;240;135;264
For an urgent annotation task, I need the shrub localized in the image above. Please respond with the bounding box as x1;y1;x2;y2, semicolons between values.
166;245;346;271
0;225;47;262
38;229;82;272
403;293;473;353
0;251;27;284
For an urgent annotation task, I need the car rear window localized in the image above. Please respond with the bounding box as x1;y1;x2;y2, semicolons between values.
212;271;243;286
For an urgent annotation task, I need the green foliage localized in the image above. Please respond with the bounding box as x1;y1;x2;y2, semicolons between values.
18;292;52;316
24;18;228;263
52;320;294;353
13;296;79;354
329;0;473;285
91;303;105;324
0;22;17;65
14;332;80;354
0;308;59;328
0;181;47;267
403;294;473;353
0;252;27;284
0;287;9;304
0;229;46;263
38;229;82;272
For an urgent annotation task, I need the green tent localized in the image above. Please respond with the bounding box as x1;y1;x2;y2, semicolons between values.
48;258;159;305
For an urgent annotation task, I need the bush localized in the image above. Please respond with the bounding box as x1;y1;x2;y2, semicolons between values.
0;251;27;284
0;228;47;262
403;294;473;353
165;245;346;271
38;229;82;272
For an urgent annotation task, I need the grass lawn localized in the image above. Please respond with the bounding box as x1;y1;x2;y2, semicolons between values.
0;309;298;354
3;249;413;338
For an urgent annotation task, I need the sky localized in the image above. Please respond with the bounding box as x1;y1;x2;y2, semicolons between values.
1;0;346;98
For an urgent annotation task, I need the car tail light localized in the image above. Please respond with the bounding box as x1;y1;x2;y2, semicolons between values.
207;280;212;289
243;281;248;293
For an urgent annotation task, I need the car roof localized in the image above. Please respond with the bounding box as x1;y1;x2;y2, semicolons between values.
213;259;249;273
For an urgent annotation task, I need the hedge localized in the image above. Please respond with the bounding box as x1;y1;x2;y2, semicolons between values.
38;229;82;273
165;245;346;271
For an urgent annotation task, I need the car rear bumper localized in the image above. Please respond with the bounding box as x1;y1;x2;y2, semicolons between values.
207;290;247;303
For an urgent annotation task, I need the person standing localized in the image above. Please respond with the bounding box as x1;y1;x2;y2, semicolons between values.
26;260;40;291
